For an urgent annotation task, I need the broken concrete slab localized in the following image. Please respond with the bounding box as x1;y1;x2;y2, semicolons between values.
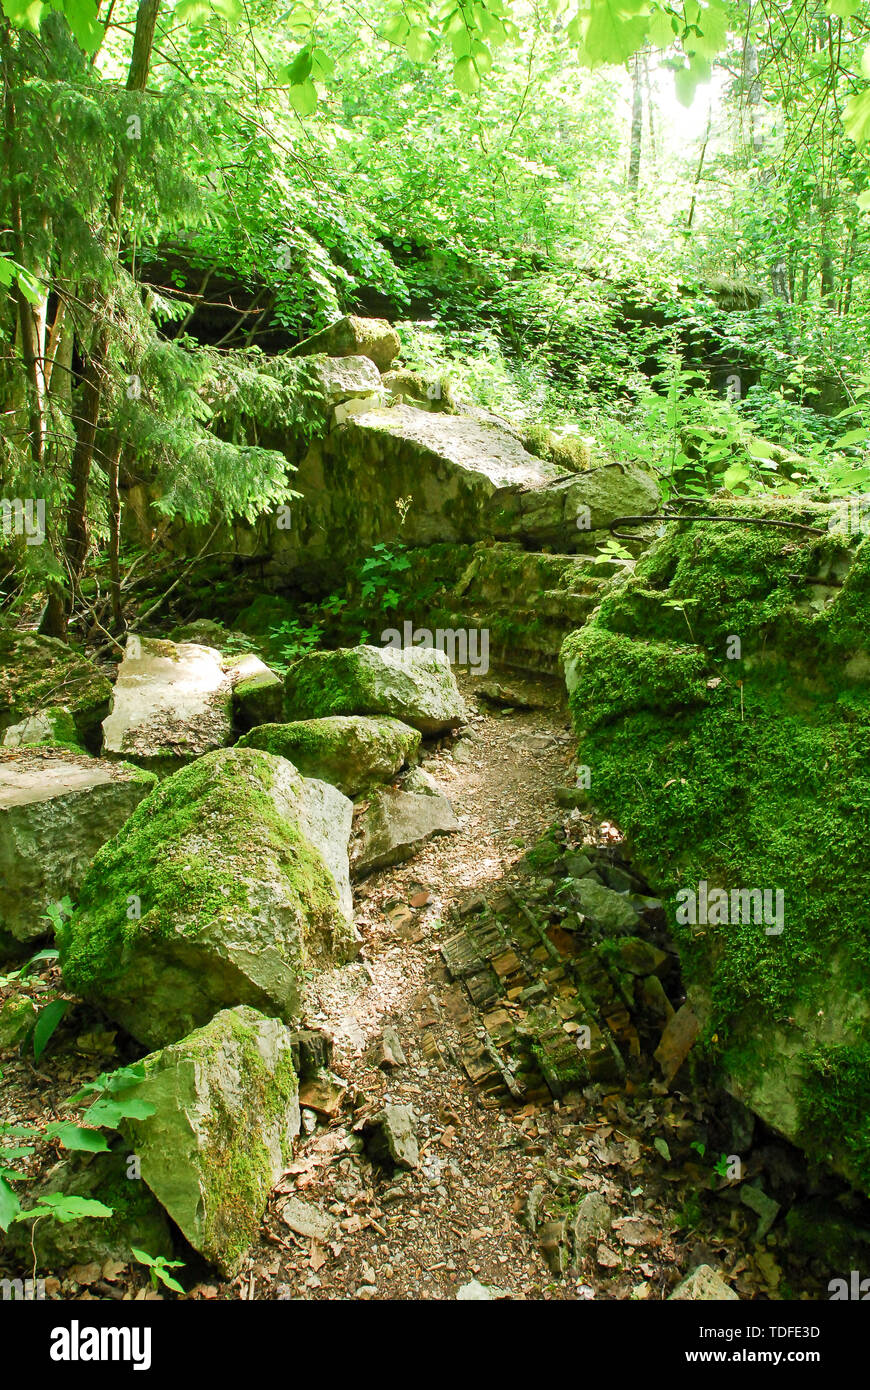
288;315;400;371
102;636;233;770
224;652;284;730
120;1006;301;1277
351;784;459;877
0;751;156;953
315;354;383;404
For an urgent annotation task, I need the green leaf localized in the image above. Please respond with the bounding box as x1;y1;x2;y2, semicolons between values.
450;25;472;56
646;4;676;48
310;47;334;79
59;0;103;50
746;440;774;460
722;462;752;489
174;0;212;22
578;0;650;67
286;44;313;84
32;1000;68;1061
827;0;856;16
211;0;242;21
44;1123;109;1153
454;54;481;94
471;39;492;74
405;25;436;61
0;1176;21;1233
844;88;870;145
834;428;870;446
22;1193;113;1223
1;0;44;35
82;1096;156;1128
685;0;728;59
288;78;317;115
653;1137;671;1161
382;11;410;43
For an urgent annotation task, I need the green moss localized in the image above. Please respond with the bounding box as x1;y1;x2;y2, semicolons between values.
561;503;870;1053
562;627;710;729
237;715;419;794
197;1015;299;1270
0;632;111;751
122;1007;299;1274
800;1043;870;1192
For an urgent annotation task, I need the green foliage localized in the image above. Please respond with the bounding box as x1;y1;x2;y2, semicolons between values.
131;1246;186;1294
0;1062;156;1232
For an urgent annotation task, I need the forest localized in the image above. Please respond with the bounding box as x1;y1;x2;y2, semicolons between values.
1;0;870;1338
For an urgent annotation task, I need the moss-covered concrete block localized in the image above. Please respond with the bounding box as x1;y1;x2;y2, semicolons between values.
0;751;157;955
237;715;420;795
120;1006;300;1276
57;748;356;1047
0;631;111;752
284;644;467;735
560;498;870;1193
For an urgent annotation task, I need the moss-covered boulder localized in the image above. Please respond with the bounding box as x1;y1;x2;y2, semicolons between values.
237;715;420;795
560;497;870;1193
284;644;467;735
0;751;157;955
224;653;284;730
289;315;400;371
0;631;111;752
119;1006;300;1276
2;706;85;752
57;748;357;1048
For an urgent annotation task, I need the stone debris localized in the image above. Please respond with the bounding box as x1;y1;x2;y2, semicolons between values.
361;1103;419;1171
669;1265;739;1301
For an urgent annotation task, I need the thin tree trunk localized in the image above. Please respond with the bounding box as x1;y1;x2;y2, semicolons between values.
686;104;713;230
39;0;161;638
107;434;124;630
627;53;643;197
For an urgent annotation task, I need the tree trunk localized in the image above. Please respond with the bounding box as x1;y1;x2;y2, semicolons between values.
627;53;643;197
39;0;161;639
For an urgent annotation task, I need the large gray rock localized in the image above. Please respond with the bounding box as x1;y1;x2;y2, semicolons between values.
284;645;467;735
316;354;383;405
351;780;459;876
101;635;233;770
120;1007;301;1276
362;1103;418;1170
573;878;643;936
57;748;357;1048
289;315;400;371
2;706;84;750
0;751;157;953
224;406;660;587
237;715;421;796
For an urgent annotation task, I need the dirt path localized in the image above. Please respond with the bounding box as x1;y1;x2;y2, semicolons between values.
235;672;796;1304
